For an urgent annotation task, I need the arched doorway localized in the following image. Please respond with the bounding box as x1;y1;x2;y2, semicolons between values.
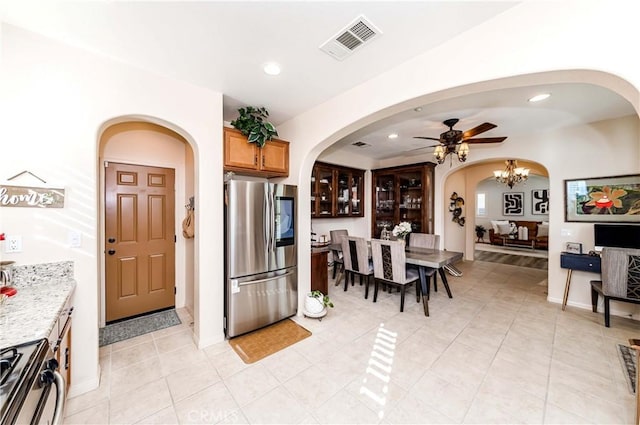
98;120;196;326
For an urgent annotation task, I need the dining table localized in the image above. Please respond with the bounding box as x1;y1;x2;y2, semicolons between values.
328;241;463;317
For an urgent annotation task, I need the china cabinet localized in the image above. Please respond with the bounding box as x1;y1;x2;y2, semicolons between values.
371;162;435;238
311;161;364;218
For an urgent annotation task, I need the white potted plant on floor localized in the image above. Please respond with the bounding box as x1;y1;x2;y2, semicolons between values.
303;290;334;319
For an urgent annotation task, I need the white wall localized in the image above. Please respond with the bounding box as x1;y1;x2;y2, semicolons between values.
0;23;223;396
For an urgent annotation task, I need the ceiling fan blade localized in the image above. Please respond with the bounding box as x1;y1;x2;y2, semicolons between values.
407;144;440;152
413;136;441;141
462;122;497;139
464;137;507;144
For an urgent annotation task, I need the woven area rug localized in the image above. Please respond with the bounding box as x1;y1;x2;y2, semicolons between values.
229;319;311;364
99;309;181;346
617;344;637;394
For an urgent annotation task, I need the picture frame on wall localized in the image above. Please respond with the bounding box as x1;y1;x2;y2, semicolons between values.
566;242;583;254
532;189;549;215
564;174;640;222
503;192;524;216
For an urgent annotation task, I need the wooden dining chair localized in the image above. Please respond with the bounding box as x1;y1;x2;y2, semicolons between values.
408;233;442;296
329;229;348;279
371;239;421;312
341;236;374;298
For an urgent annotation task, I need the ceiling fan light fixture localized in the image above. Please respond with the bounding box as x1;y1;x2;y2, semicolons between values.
434;145;445;164
528;93;550;102
457;142;469;162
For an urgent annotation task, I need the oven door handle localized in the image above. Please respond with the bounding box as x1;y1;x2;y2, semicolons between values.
51;370;66;425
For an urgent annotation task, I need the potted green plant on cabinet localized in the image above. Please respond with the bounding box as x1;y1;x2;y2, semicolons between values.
230;106;278;148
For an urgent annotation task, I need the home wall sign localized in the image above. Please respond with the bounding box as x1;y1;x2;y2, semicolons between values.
0;185;65;208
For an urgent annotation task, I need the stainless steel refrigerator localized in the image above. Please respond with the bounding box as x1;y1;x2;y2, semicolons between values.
224;179;298;337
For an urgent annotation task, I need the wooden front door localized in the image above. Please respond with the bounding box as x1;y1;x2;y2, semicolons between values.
105;162;175;322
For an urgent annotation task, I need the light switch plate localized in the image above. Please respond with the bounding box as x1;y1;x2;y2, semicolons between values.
68;231;82;248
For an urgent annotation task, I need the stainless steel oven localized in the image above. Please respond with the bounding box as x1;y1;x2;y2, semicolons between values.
0;338;66;425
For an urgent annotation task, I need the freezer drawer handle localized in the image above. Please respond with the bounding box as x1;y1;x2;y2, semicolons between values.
234;270;295;287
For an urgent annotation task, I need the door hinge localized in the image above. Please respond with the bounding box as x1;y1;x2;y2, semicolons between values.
104;161;109;168
174;235;177;243
174;287;176;295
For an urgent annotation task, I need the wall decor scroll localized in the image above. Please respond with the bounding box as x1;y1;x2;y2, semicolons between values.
449;192;465;227
503;192;524;216
564;174;640;222
532;189;549;214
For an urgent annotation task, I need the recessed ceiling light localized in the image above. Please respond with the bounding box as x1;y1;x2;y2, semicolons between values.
528;93;551;102
388;133;398;139
414;107;423;112
263;62;281;76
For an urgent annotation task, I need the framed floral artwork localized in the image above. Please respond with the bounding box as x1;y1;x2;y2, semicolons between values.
564;174;640;222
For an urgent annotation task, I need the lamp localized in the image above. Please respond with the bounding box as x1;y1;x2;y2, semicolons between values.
433;142;470;164
493;160;529;188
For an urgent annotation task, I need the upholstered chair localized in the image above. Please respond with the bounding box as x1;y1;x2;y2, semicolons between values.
341;236;374;298
329;229;348;279
590;247;640;327
371;239;421;312
408;233;441;295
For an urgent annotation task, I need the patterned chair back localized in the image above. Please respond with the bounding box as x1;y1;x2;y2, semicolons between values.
601;247;640;299
371;239;409;284
341;236;370;274
409;233;440;250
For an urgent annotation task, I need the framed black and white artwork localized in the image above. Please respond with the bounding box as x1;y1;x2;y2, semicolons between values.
503;192;524;216
532;189;549;214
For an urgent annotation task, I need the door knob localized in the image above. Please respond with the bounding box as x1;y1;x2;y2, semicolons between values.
108;238;116;243
108;250;116;255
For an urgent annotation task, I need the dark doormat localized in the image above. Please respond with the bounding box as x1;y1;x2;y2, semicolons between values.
618;344;637;394
229;319;311;364
99;309;181;347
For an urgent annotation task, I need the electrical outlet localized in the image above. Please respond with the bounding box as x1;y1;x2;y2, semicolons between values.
5;235;22;253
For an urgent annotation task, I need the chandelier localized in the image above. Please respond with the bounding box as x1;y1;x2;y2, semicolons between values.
433;142;469;164
494;160;529;188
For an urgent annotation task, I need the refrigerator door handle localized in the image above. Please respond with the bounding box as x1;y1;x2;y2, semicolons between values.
233;270;295;286
263;189;270;252
270;189;276;251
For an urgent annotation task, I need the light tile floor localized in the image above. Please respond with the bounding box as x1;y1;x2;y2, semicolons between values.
64;260;640;424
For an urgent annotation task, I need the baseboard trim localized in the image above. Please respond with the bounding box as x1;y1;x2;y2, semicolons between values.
67;365;100;398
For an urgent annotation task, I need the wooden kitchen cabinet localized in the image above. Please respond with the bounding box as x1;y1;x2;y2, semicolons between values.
371;161;436;238
311;161;364;218
223;127;289;177
311;249;329;295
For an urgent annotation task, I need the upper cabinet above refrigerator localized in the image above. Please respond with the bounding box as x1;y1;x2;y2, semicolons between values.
310;161;364;218
223;127;290;178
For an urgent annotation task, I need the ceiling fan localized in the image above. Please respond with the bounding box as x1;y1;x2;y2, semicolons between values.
413;118;507;164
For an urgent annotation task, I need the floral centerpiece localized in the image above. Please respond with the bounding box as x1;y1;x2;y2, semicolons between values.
392;221;412;241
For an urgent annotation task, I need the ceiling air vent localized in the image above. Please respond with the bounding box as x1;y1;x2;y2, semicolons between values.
320;15;382;61
352;141;370;148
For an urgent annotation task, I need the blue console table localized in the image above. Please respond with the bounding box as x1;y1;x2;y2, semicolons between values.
560;252;601;310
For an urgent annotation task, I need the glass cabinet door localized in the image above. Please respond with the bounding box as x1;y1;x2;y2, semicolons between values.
398;171;423;233
316;167;333;216
350;173;362;216
311;167;317;217
374;174;396;238
337;170;350;216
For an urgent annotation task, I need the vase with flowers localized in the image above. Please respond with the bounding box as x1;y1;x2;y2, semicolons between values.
392;221;412;245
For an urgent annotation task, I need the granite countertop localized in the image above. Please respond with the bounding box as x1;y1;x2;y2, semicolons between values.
0;261;76;349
